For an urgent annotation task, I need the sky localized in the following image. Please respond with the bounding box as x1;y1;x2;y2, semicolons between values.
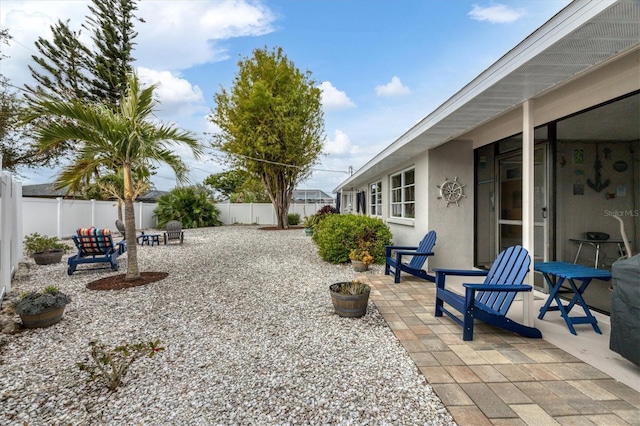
0;0;572;195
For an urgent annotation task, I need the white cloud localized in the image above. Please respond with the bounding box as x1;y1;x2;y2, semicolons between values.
137;67;206;117
0;0;276;88
468;4;525;24
318;81;356;111
375;76;410;97
136;0;275;70
324;130;352;155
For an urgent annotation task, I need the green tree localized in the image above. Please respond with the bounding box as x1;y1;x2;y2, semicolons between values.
0;29;65;173
204;169;250;199
204;169;269;202
24;0;142;171
24;73;202;281
210;46;324;228
154;186;221;229
84;0;142;107
25;19;93;104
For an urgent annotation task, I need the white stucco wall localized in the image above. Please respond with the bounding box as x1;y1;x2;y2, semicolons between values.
427;140;475;270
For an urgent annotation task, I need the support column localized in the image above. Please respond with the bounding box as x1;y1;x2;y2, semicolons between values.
522;100;535;327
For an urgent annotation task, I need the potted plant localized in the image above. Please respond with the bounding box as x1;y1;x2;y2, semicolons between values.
12;285;71;328
24;232;67;265
302;214;318;236
349;240;374;272
329;280;371;318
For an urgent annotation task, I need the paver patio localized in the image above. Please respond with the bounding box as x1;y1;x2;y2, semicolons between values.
358;273;640;426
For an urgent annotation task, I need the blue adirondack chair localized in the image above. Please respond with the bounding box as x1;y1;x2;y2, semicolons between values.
434;245;542;341
67;227;126;275
385;231;437;283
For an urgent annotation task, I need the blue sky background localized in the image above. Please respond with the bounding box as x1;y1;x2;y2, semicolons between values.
1;0;571;195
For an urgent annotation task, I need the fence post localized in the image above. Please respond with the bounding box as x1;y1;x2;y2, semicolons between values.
91;199;96;227
56;197;63;239
13;181;23;266
138;202;143;229
1;173;12;294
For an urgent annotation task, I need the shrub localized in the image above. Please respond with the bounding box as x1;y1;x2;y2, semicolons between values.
312;214;392;264
317;205;337;216
287;212;300;226
154;186;221;229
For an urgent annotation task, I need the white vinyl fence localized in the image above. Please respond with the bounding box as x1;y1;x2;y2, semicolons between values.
22;197;158;239
21;199;334;238
217;202;332;225
0;163;23;296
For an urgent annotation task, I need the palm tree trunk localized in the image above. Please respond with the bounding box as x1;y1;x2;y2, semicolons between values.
123;165;140;280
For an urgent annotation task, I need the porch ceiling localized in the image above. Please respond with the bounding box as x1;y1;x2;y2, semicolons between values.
335;0;640;193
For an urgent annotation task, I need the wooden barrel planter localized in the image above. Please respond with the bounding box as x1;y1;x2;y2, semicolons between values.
19;306;65;329
351;260;369;272
329;282;370;318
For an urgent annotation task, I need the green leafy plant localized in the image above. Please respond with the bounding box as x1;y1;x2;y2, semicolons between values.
12;286;71;315
287;212;301;226
154;186;221;229
332;280;371;296
312;214;392;264
23;232;67;256
302;214;319;228
77;339;164;391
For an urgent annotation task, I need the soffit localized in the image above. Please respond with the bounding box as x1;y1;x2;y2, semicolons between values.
335;0;640;192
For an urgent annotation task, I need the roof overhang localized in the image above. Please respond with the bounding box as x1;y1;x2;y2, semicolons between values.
334;0;640;193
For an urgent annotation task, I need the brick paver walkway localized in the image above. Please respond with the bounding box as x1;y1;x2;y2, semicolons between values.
359;273;640;425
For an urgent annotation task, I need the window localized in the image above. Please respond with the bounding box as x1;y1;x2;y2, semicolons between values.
370;181;382;216
390;169;415;218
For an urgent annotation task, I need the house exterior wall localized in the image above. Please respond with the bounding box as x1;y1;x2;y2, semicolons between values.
427;140;475;270
339;48;639;272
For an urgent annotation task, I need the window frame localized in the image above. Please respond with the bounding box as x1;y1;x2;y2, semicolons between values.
369;181;382;216
389;168;415;219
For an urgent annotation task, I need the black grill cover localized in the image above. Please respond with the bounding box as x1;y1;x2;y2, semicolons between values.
610;253;640;366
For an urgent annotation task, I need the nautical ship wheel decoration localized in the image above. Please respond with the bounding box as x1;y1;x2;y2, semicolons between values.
437;176;466;207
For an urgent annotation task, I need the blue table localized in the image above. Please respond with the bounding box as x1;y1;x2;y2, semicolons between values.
137;233;161;246
534;262;611;335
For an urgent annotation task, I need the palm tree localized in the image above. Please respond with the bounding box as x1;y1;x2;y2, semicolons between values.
24;73;202;280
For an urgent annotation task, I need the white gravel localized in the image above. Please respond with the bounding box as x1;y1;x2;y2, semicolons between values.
0;226;455;425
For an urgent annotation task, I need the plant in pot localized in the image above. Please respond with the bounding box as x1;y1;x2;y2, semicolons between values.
349;240;374;272
12;285;71;328
302;214;319;236
24;232;68;265
329;279;371;318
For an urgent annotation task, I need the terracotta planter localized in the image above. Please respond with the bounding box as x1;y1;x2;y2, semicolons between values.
33;250;64;265
329;282;370;318
19;306;65;329
351;259;369;272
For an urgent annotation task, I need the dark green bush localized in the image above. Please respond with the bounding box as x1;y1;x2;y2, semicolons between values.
312;214;392;264
287;213;300;226
154;186;222;229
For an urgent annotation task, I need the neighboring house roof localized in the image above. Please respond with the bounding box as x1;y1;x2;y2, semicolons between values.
292;189;335;203
335;0;640;192
21;183;73;198
21;183;167;202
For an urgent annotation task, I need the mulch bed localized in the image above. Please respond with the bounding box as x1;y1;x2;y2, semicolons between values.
86;272;169;290
259;226;304;231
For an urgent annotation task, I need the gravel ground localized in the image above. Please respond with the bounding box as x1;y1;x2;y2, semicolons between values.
0;226;455;425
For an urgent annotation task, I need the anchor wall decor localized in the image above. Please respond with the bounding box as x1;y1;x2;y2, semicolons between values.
586;144;610;193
